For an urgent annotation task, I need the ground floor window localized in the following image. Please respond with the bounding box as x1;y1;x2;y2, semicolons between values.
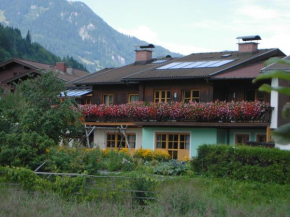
106;133;136;148
155;133;190;160
235;134;250;144
256;134;266;143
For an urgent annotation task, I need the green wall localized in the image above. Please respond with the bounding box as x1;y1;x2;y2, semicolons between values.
142;127;218;157
228;128;266;145
142;127;267;157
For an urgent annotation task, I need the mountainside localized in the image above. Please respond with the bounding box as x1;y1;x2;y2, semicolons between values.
0;24;87;71
0;0;182;72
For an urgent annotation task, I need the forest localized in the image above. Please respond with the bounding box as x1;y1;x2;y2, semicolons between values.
0;24;87;71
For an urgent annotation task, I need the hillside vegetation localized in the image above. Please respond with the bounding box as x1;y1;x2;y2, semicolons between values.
0;0;181;72
0;24;87;71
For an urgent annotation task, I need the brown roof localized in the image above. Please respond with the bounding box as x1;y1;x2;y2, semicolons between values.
261;56;290;72
124;49;283;81
212;62;265;79
74;49;284;85
0;58;89;82
66;68;113;87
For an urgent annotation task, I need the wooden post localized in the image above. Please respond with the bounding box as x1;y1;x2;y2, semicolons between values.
266;126;273;142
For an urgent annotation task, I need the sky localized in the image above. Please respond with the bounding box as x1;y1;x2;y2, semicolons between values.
70;0;290;55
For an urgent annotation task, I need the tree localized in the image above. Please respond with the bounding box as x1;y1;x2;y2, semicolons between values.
253;57;290;144
0;72;82;168
26;30;31;43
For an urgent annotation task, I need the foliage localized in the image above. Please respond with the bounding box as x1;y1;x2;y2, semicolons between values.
253;57;290;144
0;72;82;169
79;100;270;122
2;173;290;216
152;160;190;176
0;24;87;71
45;147;102;174
134;148;171;162
192;144;290;184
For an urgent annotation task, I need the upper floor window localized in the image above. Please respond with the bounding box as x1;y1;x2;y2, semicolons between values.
103;94;114;105
182;89;200;103
128;94;139;102
154;90;171;103
245;90;264;101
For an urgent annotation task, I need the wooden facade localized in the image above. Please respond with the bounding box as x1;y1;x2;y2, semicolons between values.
92;79;271;105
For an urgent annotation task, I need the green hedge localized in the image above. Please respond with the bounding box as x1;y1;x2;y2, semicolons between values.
192;145;290;184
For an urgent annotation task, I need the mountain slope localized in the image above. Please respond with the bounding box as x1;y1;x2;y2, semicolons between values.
0;24;87;71
0;0;182;72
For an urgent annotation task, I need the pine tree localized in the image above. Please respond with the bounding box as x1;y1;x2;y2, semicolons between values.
26;30;31;43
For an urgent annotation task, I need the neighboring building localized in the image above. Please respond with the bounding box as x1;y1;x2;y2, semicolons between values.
72;37;287;159
0;58;89;95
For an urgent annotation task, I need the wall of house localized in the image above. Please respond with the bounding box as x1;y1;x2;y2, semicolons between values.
141;127;218;157
141;79;213;102
228;128;267;145
213;79;270;102
93;128;142;149
0;63;30;82
92;84;139;104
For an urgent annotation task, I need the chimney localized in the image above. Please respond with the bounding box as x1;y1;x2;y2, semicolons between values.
66;67;74;75
236;35;261;53
135;44;155;63
56;62;67;72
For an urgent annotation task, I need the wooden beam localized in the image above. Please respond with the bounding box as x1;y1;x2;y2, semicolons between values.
83;122;137;126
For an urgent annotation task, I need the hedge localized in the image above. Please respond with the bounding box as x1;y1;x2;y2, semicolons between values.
192;145;290;184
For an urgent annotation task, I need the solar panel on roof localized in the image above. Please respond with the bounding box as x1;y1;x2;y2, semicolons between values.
156;62;183;69
156;60;235;70
170;62;193;69
208;59;235;67
181;61;206;68
195;60;221;68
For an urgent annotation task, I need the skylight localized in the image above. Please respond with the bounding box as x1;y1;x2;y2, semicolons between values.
156;60;236;70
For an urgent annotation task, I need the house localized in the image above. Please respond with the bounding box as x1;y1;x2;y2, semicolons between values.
73;36;287;160
0;58;90;101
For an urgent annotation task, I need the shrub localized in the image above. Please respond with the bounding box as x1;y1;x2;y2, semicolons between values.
192;145;290;184
134;148;170;162
45;147;103;174
153;160;190;176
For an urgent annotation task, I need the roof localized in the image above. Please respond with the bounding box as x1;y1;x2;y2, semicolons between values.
60;88;92;98
0;58;89;82
261;56;290;72
73;48;284;85
211;62;265;79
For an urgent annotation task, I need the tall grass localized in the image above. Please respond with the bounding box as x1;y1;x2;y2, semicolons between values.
1;176;290;217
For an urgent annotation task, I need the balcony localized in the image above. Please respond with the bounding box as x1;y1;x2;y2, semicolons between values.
79;101;273;127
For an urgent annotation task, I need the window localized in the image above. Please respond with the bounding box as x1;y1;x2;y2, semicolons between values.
235;134;250;144
182;89;200;103
154;90;171;103
106;133;136;148
156;133;190;160
245;90;264;101
85;97;92;105
103;94;114;105
256;134;266;143
128;94;139;102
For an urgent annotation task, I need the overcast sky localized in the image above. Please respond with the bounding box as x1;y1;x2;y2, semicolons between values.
70;0;290;55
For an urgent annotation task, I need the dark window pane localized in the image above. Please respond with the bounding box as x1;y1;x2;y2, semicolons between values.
192;91;199;97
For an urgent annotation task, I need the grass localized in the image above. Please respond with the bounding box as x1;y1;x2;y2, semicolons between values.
1;176;290;217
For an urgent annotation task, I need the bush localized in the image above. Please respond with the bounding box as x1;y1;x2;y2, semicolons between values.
45;147;103;174
134;148;170;162
192;145;290;184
